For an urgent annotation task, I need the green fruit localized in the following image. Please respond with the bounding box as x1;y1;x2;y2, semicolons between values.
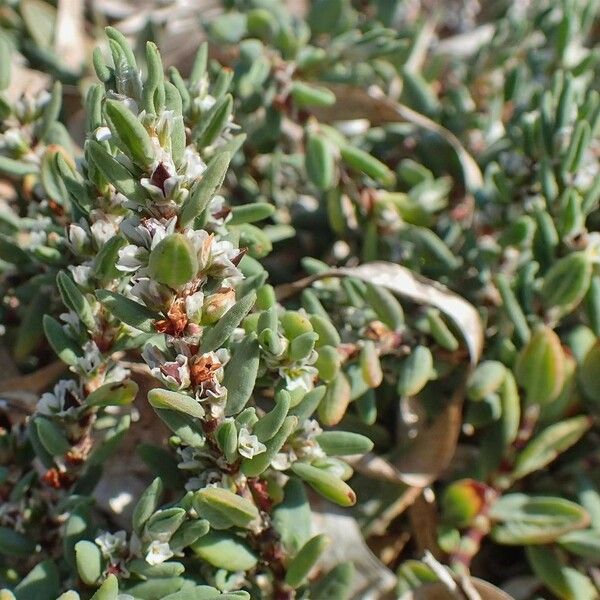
148;233;198;288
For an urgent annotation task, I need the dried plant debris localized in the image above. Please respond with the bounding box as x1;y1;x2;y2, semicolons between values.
0;1;600;599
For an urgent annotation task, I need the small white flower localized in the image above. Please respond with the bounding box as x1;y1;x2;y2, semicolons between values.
271;450;296;471
37;379;81;417
238;427;266;459
302;419;323;439
67;223;90;254
116;244;148;272
59;310;81;330
76;341;103;375
90;220;117;246
183;147;207;181
95;530;127;559
69;264;93;287
185;291;204;323
198;94;216;112
281;365;318;394
145;541;174;566
145;351;191;391
94;126;112;142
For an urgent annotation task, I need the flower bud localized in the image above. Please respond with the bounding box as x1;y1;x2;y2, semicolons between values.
202;288;236;324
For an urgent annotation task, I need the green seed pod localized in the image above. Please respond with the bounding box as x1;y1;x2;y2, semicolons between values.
290;81;336;107
291;463;356;507
315;431;373;456
148;233;198;288
194;487;259;529
515;325;566;406
364;282;404;329
397;345;433;396
541;251;592;314
359;341;383;387
315;345;341;382
427;308;459;351
216;420;239;463
305;131;337;191
285;534;330;588
467;361;507;401
254;390;291;442
318;371;351;426
281;310;313;339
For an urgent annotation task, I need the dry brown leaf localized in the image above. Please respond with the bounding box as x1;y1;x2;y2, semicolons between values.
276;261;484;364
311;496;397;600
400;579;514;600
311;84;483;194
278;261;483;534
0;360;66;394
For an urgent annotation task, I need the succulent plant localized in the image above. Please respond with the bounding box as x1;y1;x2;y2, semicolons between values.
2;1;600;599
